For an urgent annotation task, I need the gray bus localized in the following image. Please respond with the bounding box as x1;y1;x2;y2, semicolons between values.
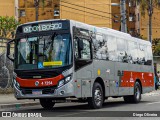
7;19;154;109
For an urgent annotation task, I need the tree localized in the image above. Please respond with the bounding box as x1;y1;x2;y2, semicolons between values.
137;0;160;43
0;16;20;39
153;38;160;56
34;0;45;21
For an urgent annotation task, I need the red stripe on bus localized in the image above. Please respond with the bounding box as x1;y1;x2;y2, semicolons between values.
16;74;64;88
120;71;154;87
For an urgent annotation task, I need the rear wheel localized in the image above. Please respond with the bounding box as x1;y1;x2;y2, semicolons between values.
124;82;141;103
88;82;104;109
39;98;55;109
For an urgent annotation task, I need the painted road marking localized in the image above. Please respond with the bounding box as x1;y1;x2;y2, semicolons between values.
56;111;89;117
147;101;160;105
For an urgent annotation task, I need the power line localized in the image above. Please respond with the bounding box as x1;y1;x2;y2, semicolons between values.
61;9;112;24
57;3;113;20
61;0;112;15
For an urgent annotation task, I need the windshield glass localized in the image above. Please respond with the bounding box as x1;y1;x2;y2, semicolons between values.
16;33;72;70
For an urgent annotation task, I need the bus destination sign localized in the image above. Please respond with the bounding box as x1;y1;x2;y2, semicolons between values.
23;23;63;33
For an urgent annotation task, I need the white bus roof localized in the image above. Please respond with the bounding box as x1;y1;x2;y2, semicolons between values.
17;19;151;46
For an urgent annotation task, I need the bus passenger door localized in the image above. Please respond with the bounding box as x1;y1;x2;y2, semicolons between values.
74;36;93;98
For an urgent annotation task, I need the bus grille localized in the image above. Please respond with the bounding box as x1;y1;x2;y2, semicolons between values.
21;87;56;95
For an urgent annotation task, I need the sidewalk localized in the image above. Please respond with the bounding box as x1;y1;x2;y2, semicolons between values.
0;94;39;109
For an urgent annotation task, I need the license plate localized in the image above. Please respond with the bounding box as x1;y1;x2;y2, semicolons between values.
32;90;42;95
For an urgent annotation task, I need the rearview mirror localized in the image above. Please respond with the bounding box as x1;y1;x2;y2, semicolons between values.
78;39;84;51
7;39;15;62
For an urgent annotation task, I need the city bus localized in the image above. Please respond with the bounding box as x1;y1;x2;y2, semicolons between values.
7;19;154;109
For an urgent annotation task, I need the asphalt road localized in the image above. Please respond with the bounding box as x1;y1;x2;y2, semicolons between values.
1;91;160;120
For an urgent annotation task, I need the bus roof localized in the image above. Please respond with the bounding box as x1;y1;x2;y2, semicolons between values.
17;19;151;46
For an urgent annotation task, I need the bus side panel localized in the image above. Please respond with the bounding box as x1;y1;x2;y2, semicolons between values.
74;63;93;98
93;60;115;97
140;65;154;94
114;62;131;96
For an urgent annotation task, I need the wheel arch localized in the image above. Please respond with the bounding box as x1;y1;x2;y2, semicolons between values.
94;77;105;98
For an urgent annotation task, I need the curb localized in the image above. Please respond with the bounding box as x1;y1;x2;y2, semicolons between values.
0;102;40;109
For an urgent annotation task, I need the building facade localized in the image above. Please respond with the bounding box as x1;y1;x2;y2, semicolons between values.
0;0;15;17
17;0;112;28
1;0;160;40
135;6;160;40
111;0;137;36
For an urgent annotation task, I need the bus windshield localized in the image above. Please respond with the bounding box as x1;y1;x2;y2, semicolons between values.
16;33;72;70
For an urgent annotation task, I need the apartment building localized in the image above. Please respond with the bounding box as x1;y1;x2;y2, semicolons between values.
17;0;112;28
0;0;15;17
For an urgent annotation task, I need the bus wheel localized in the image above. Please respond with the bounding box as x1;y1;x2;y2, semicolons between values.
88;82;104;109
39;98;55;109
123;82;141;103
132;82;141;103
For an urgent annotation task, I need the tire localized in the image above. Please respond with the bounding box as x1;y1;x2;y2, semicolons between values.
123;82;141;103
88;82;104;109
39;98;55;109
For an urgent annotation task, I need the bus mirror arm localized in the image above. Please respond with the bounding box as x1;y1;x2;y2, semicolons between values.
7;39;14;62
78;39;84;51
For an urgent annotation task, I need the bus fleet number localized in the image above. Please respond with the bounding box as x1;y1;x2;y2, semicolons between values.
41;81;53;86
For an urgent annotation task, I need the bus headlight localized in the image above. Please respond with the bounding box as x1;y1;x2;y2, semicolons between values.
58;80;65;88
57;74;72;88
16;82;20;89
65;75;72;83
13;79;20;89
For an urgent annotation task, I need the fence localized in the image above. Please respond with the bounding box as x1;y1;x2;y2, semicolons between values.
0;39;13;92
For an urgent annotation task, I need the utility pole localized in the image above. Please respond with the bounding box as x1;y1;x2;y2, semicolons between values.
34;0;39;21
120;0;127;33
148;0;153;44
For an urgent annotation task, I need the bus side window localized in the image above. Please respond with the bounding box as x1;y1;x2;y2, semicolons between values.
74;38;91;60
128;41;138;64
107;35;117;61
145;45;152;65
74;39;79;59
138;44;145;65
80;39;91;59
117;38;128;63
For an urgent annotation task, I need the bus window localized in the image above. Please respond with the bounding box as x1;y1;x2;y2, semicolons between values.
74;37;92;70
128;41;138;64
81;39;91;59
107;35;117;61
93;34;109;60
138;44;145;65
74;38;91;60
117;38;128;63
144;45;152;65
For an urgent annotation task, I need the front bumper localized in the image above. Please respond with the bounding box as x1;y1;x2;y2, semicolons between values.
14;80;75;99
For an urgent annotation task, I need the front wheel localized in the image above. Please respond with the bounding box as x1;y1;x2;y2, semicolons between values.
88;82;104;109
39;98;55;109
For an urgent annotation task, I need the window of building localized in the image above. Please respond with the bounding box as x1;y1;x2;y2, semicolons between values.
54;9;60;16
19;10;26;17
138;13;140;21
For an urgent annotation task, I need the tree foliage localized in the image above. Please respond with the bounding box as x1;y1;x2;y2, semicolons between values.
137;0;160;16
153;38;160;56
0;16;20;39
